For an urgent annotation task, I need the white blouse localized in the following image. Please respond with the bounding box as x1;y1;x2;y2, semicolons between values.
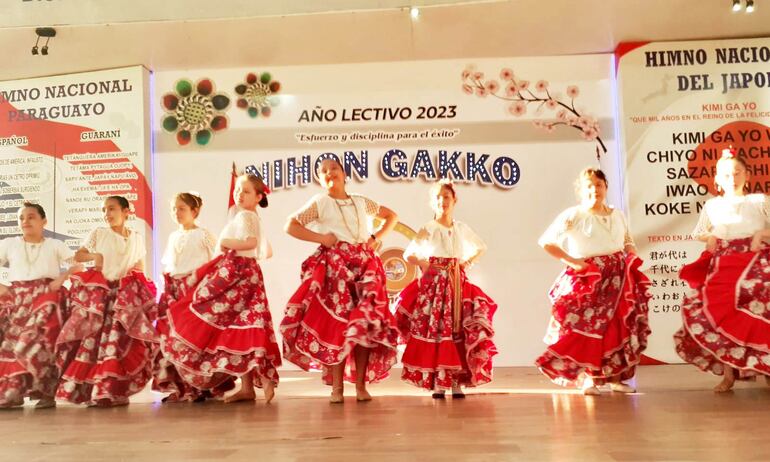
162;227;216;277
539;206;634;258
218;210;271;260
692;194;770;240
0;237;74;282
403;220;487;262
83;227;145;281
292;193;380;245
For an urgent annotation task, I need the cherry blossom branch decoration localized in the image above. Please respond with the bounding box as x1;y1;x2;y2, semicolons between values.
461;66;607;160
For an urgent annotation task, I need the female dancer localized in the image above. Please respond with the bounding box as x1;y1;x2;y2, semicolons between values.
0;203;80;408
535;168;651;395
163;174;281;404
57;196;157;407
282;158;400;403
674;149;770;392
153;192;217;402
396;181;497;398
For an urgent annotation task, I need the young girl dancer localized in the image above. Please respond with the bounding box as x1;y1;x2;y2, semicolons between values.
56;196;158;407
396;181;497;398
535;168;651;395
674;149;770;392
282;158;400;403
163;174;281;404
0;203;80;409
153;192;217;402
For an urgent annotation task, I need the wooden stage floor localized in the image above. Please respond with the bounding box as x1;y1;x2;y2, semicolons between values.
1;365;768;461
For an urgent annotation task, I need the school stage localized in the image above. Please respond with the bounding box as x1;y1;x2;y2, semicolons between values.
2;365;768;462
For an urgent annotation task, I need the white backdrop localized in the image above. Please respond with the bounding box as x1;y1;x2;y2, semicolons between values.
153;55;617;367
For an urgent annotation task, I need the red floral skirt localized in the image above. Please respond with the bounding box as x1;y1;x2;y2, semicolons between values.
396;257;497;390
0;279;67;404
152;271;229;400
163;252;281;392
674;238;770;378
281;242;399;385
56;270;158;404
535;252;651;387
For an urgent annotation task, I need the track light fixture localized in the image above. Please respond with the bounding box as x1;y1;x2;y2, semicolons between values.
32;27;55;56
732;0;757;12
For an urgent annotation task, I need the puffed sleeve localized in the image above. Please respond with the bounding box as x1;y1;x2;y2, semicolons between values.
133;231;147;263
618;212;635;248
460;222;487;256
691;204;713;240
292;196;320;226
82;228;100;252
538;207;577;247
0;238;8;267
202;228;217;259
402;226;432;261
762;194;770;226
161;232;175;270
237;211;261;239
362;196;380;217
54;239;76;266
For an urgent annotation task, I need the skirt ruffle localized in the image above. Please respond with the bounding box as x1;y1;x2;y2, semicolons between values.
535;252;651;387
396;257;497;390
163;252;281;392
674;238;770;378
56;270;158;405
281;242;399;385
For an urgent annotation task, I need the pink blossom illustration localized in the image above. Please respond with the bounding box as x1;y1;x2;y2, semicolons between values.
461;66;606;159
485;80;500;94
508;101;527;117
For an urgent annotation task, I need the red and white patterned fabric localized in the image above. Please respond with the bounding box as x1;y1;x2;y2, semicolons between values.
163;251;281;392
674;238;770;378
55;270;158;405
152;272;225;400
281;242;399;385
0;279;67;405
535;252;651;387
396;257;497;390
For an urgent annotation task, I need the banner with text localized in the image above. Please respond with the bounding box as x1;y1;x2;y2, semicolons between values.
154;55;616;367
0;65;153;280
617;37;770;362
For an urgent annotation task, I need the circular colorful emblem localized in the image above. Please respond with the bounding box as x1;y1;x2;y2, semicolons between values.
379;222;418;296
235;72;280;119
161;78;230;146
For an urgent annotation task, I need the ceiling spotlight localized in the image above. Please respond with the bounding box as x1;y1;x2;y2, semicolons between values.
732;0;742;11
410;7;420;19
746;0;755;12
32;27;56;56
